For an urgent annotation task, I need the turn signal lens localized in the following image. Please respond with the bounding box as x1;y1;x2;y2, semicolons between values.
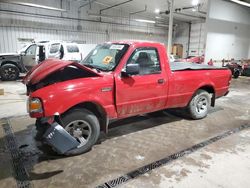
28;98;43;113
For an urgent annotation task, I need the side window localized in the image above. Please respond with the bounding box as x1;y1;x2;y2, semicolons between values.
127;48;161;75
25;45;36;55
66;45;79;53
49;43;64;59
49;43;60;54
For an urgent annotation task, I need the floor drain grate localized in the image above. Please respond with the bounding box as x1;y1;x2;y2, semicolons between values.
97;124;250;188
2;121;32;188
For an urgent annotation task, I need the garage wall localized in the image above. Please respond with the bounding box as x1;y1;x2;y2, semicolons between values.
0;0;168;53
205;0;250;62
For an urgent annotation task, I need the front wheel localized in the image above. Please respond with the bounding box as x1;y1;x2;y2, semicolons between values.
61;109;100;156
187;89;211;120
0;64;20;81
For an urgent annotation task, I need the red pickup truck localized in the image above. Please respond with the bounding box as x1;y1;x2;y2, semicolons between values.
24;41;231;155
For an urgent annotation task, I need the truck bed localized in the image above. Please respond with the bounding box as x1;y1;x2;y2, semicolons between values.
170;62;228;71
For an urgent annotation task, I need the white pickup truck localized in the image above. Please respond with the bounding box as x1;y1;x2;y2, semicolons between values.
0;41;82;81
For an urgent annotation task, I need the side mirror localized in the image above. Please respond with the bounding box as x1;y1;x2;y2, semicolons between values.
20;52;26;56
122;64;139;77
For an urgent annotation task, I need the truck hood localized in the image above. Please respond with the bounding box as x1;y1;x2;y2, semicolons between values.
0;53;20;57
23;59;102;85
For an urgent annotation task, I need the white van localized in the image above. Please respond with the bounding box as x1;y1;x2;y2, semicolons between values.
19;41;83;70
47;42;82;62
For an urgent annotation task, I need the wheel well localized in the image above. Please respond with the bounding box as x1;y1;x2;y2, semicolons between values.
1;61;21;71
197;85;215;106
64;102;108;133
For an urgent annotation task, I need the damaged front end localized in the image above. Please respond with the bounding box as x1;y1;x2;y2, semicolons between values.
24;59;101;95
25;59;102;154
43;122;80;154
35;116;81;155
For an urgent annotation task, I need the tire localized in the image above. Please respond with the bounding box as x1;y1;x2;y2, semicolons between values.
61;109;100;156
233;69;240;79
0;64;20;81
187;89;211;120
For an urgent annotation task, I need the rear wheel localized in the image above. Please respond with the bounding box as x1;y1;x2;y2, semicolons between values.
61;109;100;156
233;69;240;79
187;89;211;120
0;64;20;81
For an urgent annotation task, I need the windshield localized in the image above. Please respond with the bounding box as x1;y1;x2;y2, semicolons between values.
81;43;129;71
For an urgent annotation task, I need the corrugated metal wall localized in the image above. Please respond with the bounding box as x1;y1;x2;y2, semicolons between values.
0;24;168;53
0;1;203;55
0;25;107;52
0;0;168;53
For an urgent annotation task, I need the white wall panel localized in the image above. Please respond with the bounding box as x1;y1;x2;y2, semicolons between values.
205;0;250;62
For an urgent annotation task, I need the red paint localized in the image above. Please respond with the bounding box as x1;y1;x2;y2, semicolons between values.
208;59;214;66
179;55;205;64
25;41;231;121
23;59;102;85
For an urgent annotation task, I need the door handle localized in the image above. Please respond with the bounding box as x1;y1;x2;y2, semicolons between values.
158;79;165;84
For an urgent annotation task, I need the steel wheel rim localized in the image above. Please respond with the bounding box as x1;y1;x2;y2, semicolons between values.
65;120;92;148
195;96;208;114
4;67;16;79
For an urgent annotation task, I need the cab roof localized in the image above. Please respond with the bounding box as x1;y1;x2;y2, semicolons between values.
109;40;165;46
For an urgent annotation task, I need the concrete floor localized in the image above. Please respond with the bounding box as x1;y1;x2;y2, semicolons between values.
0;80;27;118
0;77;250;188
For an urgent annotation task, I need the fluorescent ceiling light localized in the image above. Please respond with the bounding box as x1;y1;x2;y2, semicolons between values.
230;0;250;7
0;0;66;11
154;8;160;14
192;0;199;6
134;19;156;23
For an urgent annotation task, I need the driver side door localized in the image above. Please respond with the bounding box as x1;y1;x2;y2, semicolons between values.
115;47;168;118
22;44;37;70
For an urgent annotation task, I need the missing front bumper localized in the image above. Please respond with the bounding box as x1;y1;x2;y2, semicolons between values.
43;122;79;154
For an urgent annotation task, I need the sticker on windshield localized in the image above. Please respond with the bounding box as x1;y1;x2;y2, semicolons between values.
110;44;124;50
103;56;113;64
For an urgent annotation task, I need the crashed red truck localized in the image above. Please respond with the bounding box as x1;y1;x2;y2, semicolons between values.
23;41;231;156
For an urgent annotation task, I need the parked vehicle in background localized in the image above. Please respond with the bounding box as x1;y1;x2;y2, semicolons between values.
0;41;86;81
169;54;180;62
0;43;36;81
241;60;250;76
47;42;82;62
24;41;231;156
78;44;97;60
179;55;205;64
222;59;241;79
